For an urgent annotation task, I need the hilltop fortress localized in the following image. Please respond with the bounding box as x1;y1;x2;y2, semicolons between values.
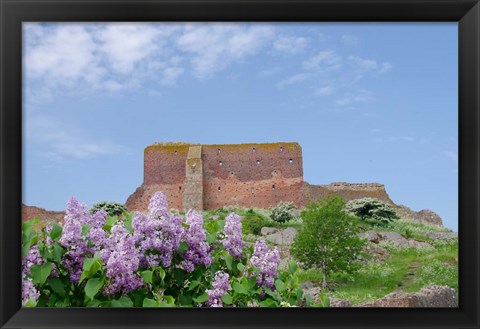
125;142;442;225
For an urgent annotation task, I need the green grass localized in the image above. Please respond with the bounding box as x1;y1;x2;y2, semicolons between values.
328;242;458;305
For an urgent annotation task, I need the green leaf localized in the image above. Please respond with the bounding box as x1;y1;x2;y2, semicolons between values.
221;293;233;305
188;280;201;291
47;277;65;297
141;270;153;284
53;243;64;262
163;295;175;305
81;224;92;236
86;299;102;307
224;254;233;270
111;296;133;307
84;278;103;300
179;294;193;306
259;298;278;307
23;298;37;307
206;233;216;244
237;263;245;272
178;241;189;253
49;222;63;240
192;292;209;304
31;262;52;285
232;282;247;295
275;279;286;292
288;260;298;274
157;267;166;281
143;298;161;307
247;277;257;289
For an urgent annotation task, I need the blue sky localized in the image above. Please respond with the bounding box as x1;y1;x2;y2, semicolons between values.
23;23;458;230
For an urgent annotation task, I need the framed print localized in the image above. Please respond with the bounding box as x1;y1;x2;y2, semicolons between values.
1;0;479;329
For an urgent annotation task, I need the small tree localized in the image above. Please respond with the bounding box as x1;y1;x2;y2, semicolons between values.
291;196;365;290
344;198;398;225
90;201;127;217
270;201;297;223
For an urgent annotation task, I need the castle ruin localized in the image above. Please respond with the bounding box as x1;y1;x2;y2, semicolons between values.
126;142;407;214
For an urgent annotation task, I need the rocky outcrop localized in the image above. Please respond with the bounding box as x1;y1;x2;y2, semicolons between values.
22;204;65;224
358;286;457;307
304;182;395;206
395;205;443;226
359;231;432;249
261;227;298;246
424;231;458;241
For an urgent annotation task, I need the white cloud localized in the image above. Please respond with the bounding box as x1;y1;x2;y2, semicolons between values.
276;73;309;89
336;90;375;106
388;136;416;143
26;116;126;160
348;55;392;74
177;24;274;78
315;85;336;96
443;151;458;161
302;50;342;71
273;36;308;55
341;34;359;46
25;25;104;85
96;24;162;74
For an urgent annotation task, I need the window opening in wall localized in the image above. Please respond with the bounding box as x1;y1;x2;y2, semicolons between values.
217;148;221;155
218;186;221;191
230;172;234;176
272;185;276;190
280;146;284;152
256;160;260;165
219;160;223;166
174;150;178;155
289;158;293;163
252;147;256;153
179;186;181;190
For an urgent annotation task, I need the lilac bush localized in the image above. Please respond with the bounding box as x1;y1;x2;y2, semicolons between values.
205;271;230;307
181;210;213;272
250;240;281;289
222;213;244;259
21;191;313;308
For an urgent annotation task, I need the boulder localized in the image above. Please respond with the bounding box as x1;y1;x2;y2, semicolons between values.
358;285;457;307
358;231;382;243
379;232;410;247
261;227;278;236
329;297;352;308
265;227;298;245
362;244;390;263
424;231;458;241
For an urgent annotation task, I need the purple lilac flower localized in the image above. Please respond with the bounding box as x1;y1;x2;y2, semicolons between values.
181;210;213;272
205;271;230;307
249;240;281;290
132;192;184;268
22;245;43;276
22;276;40;306
222;213;244;259
103;224;143;296
59;197;93;283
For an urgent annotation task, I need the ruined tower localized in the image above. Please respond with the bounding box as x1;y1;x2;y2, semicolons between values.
126;142;305;211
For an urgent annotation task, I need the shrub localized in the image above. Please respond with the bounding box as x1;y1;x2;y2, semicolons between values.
90;201;127;217
344;198;398;225
242;209;268;235
270;201;297;223
291;196;365;290
21;192;324;308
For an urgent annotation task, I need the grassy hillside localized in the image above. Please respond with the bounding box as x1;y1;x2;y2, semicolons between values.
202;205;458;305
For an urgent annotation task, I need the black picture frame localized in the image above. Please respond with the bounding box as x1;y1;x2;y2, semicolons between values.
1;0;479;328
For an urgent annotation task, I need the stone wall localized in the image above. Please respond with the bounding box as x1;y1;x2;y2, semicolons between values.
304;182;395;205
202;143;304;209
22;204;65;227
126;142;305;212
